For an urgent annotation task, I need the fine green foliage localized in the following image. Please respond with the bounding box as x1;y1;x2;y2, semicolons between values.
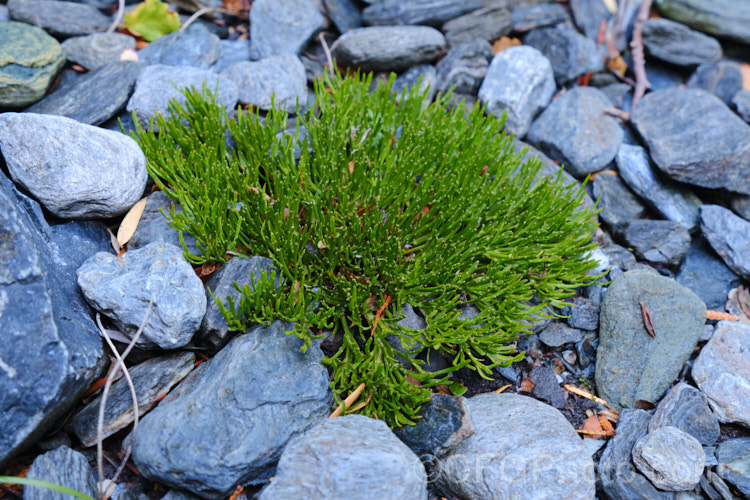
123;0;180;42
0;476;96;500
132;74;599;427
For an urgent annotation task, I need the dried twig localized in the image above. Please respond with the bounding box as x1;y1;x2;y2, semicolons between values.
603;107;631;121
563;384;619;414
639;301;656;338
706;310;740;321
318;32;334;79
630;0;653;109
180;7;233;31
330;382;366;418
576;429;615;437
106;0;125;33
370;294;392;337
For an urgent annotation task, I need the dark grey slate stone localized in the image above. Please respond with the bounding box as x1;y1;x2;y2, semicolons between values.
132;321;332;497
566;296;599;331
527;87;623;177
644;59;689;90
654;0;750;45
323;0;360;34
529;365;565;409
732;193;750;221
101;108;136;135
523;24;605;84
510;138;588;197
0;21;65;108
362;0;480;27
161;491;203;500
435;39;493;96
686;60;744;105
569;0;611;40
259;415;427;500
220;55;308;113
249;0;326;59
598;82;631;108
615;219;691;268
441;5;512;46
77;243;207;349
332;26;446;73
632;426;705;491
596;270;706;410
716;438;750;497
649;382;720;447
700;204;750;280
592;172;648;233
138;24;220;69
478;45;555;137
538;322;584;348
8;0;110;38
392;64;437;103
61;32;136;71
0;112;147;218
128;190;199;255
676;237;741;311
643;18;722;67
631;88;750;195
731;89;750;123
24;446;97;500
211;40;254;73
511;3;569;33
0;5;8;21
436;393;595;499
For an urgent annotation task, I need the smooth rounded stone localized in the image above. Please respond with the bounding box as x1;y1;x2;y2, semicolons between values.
441;5;512;46
24;446;97;500
132;321;332;497
61;32;136;71
676;237;741;311
596;270;706;410
538;322;584;348
249;0;326;59
435;393;595;499
569;0;611;40
523;24;605;84
0;112;147;218
511;3;569;33
527;87;623;177
529;365;565;408
221;55;308;113
434;39;493;96
210;39;254;73
362;0;480;27
26;61;140;126
633;426;705;491
67;352;195;447
7;0;110;37
686;60;743;105
731;89;750;123
566;296;599;331
716;438;750;497
392;64;437;103
615;219;691;268
649;383;719;447
692;321;750;427
77;243;207;349
616;144;701;232
700;204;750;280
332;26;446;73
259;415;427;500
129;191;199;254
478;46;555;137
0;22;65;108
323;0;361;34
138;24;220;69
631;88;750;195
643;18;722;67
654;0;750;45
126;65;238;128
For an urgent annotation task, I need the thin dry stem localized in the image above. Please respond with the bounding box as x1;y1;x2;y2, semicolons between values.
630;0;653;109
330;382;366;418
180;7;233;31
318;32;334;79
107;0;125;33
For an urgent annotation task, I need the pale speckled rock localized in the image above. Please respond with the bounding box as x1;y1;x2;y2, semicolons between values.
8;0;111;38
249;0;325;59
220;55;307;112
649;382;720;446
633;426;705;491
362;0;480;27
700;204;750;280
61;32;136;71
24;447;97;500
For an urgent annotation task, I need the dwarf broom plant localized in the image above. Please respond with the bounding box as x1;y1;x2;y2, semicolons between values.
131;72;599;427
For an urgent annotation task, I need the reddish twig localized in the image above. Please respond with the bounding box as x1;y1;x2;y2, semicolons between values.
630;0;653;109
603;107;631;121
639;301;656;338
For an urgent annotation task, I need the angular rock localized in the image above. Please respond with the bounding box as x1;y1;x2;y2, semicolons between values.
631;88;750;195
511;3;569;33
527;87;623;177
566;296;599;331
249;0;326;59
676;237;741;311
700;204;750;280
686;60;744;105
596;269;706;410
129;190;199;254
633;426;705;491
61;32;136;71
23;446;98;500
523;24;605;84
323;0;360;34
436;393;595;499
8;0;110;38
392;64;437;102
529;365;565;408
211;39;254;73
654;0;750;45
434;39;493;96
138;24;220;69
362;0;480;27
616;219;691;268
0;5;8;21
643;18;722;67
478;45;555;137
649;383;719;447
716;438;750;497
132;321;331;497
569;0;612;40
692;320;750;427
731;89;750;123
538;322;584;348
220;55;307;113
332;26;446;73
259;415;427;500
599;82;632;108
441;5;512;46
0;112;147;218
0;21;65;108
644;60;689;90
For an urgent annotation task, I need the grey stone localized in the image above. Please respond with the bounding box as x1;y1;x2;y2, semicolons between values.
0;5;8;21
631;88;750;195
221;55;308;113
138;24;220;69
523;24;605;84
596;270;706;410
602;243;640;279
733;194;750;220
570;0;612;40
434;39;493;96
24;446;97;500
649;383;720;446
332;26;446;73
716;438;750;497
211;40;254;73
61;32;136;71
633;426;705;491
161;491;202;500
77;243;207;349
101;108;136;135
538;322;584;348
132;321;331;497
692;321;750;427
511;3;569;33
393;64;437;103
644;60;689;91
616;219;691;268
527;87;623;177
8;0;110;37
259;415;427;500
249;0;325;59
731;89;750;123
616;144;702;232
478;45;555;137
566;296;599;331
128;190;199;255
436;393;595;499
686;60;744;105
700;204;750;280
0;112;147;218
323;0;360;34
593;173;648;234
643;18;722;67
26;61;140;126
362;0;480;27
0;21;65;108
529;365;565;408
441;5;512;46
599;83;632;108
676;237;741;311
654;0;750;45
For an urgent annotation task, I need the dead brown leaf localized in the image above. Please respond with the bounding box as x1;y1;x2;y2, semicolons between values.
519;377;535;392
117;197;148;248
492;36;521;55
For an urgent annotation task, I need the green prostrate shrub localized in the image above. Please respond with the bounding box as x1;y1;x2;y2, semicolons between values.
132;73;599;427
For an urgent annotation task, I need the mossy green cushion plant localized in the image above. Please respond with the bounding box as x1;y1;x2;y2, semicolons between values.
131;73;599;427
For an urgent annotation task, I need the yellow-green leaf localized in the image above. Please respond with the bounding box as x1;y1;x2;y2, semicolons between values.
124;0;181;42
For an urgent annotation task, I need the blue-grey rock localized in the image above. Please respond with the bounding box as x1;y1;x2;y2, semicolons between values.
249;0;325;59
692;320;750;427
631;88;750;195
0;112;147;218
362;0;480;27
434;38;493;96
77;243;207;349
441;5;512;46
61;32;136;71
436;393;595;499
210;40;254;73
259;415;427;500
23;446;98;500
700;204;750;280
524;24;605;84
644;59;689;90
686;60;743;105
8;0;110;37
323;0;360;34
569;0;611;40
220;55;307;113
0;5;8;21
649;383;720;447
538;322;584;348
643;18;722;67
510;138;588;198
633;426;705;491
566;296;599;331
596;270;706;410
676;237;741;311
527;87;623;177
332;26;446;73
511;3;569;33
132;321;332;497
716;438;750;497
529;365;565;408
128;190;199;255
138;24;220;69
599;82;631;108
616;219;691;268
0;21;65;108
393;64;437;102
602;243;640;279
592;171;649;232
101;108;136;135
161;491;202;500
654;0;750;45
731;89;750;123
478;46;555;137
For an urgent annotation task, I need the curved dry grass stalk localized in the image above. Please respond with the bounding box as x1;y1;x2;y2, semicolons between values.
107;0;125;34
